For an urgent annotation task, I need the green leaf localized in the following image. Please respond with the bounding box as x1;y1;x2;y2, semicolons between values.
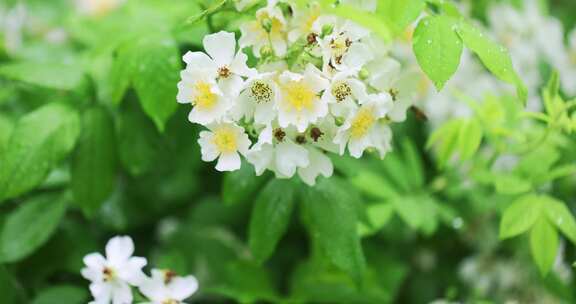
543;197;576;245
499;195;542;239
249;179;296;263
494;175;532;195
457;119;483;160
71;106;117;217
358;203;395;237
0;266;20;304
413;15;463;90
222;163;267;206
109;43;137;105
0;114;14;153
350;171;398;199
303;178;366;282
0;62;84;90
131;36;180;132
456;21;527;103
427;119;462;168
0;103;80;202
378;0;425;35
530;217;559;276
32;285;88;304
117;103;161;176
0;193;68;263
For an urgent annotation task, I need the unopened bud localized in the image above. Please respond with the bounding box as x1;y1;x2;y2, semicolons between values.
321;24;334;37
358;68;369;80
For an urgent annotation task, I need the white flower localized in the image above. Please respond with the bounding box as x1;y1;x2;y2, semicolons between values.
139;269;199;304
246;124;309;177
318;20;372;73
81;236;147;304
322;71;368;118
233;72;279;125
183;31;254;97
340;0;377;12
198;123;251;172
177;68;231;125
366;57;414;122
287;2;322;43
76;0;124;16
277;64;330;132
334;93;393;158
239;3;288;57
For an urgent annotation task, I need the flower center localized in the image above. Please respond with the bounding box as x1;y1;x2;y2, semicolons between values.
250;81;273;103
102;267;115;282
332;82;352;102
213;127;238;153
350;108;376;138
193;82;217;110
163;270;177;284
162;300;178;304
330;35;352;64
218;66;231;78
285;82;316;112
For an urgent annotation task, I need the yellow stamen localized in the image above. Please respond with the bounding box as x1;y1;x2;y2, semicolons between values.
284;82;316;112
350;108;376;138
193;82;217;110
213;127;238;153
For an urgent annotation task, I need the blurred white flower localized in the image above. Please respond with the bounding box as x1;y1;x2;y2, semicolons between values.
139;269;199;304
239;2;288;57
81;236;147;304
76;0;124;16
198;123;251;172
318;20;372;73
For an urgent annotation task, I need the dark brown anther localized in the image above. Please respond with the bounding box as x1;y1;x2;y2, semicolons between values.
274;128;286;142
335;55;343;65
345;38;352;47
310;127;324;142
296;135;307;144
307;33;318;45
410;106;429;122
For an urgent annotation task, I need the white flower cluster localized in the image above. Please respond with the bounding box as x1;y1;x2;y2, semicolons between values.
81;236;198;304
177;0;411;186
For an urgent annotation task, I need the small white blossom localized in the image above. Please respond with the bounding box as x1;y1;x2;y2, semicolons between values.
323;71;369;118
177;68;231;125
334;93;393;158
198;123;251;172
81;236;147;304
297;146;333;186
287;2;322;43
319;20;372;73
277;64;330;132
183;31;255;97
233;72;279;125
139;269;199;304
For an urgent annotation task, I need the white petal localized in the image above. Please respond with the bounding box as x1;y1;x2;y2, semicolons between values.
105;236;134;265
139;277;167;301
204;31;236;66
198;131;219;162
83;253;106;271
182;52;217;70
118;256;147;286
216;152;241;171
246;144;274;175
169;276;199;300
219;75;244;98
298;148;333;186
112;282;133;304
89;282;112;304
275;141;309;177
230;52;256;77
